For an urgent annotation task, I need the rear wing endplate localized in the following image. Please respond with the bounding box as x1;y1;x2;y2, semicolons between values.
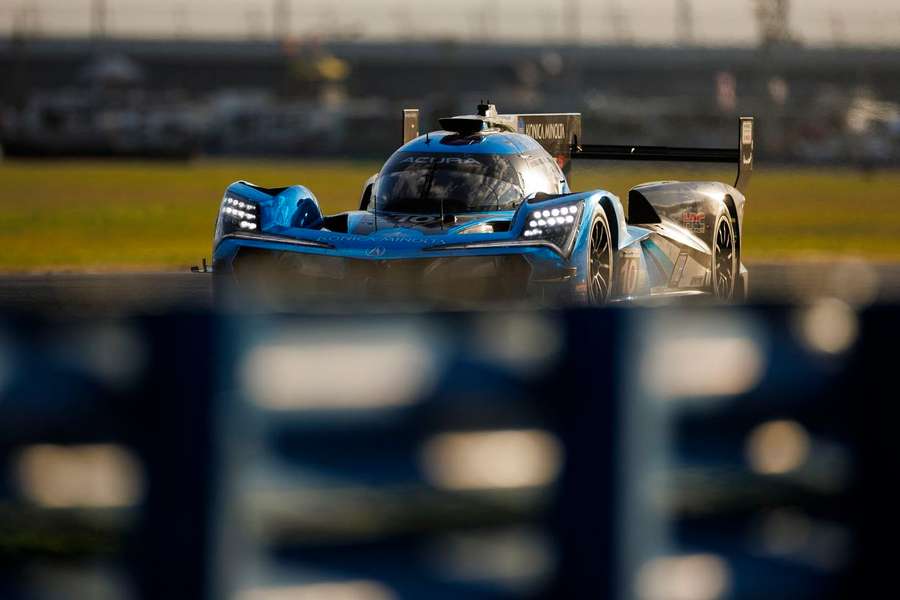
402;108;419;144
573;117;755;193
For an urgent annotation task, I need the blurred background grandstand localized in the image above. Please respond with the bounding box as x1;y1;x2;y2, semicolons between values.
1;0;899;164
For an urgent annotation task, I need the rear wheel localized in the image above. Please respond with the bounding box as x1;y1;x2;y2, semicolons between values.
711;213;737;301
588;215;614;305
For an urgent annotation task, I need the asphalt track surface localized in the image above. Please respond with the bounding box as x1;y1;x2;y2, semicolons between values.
1;261;900;313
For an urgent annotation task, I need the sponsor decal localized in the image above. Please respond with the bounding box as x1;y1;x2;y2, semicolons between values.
622;263;640;296
378;237;426;243
668;252;689;287
618;248;641;296
522;121;567;141
366;247;387;257
682;211;706;234
742;120;753;145
742;120;754;165
392;214;440;224
400;156;481;165
313;233;429;245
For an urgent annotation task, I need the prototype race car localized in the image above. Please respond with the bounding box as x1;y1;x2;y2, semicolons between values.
210;103;754;306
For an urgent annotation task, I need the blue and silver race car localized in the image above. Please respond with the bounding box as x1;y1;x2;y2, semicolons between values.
210;103;754;306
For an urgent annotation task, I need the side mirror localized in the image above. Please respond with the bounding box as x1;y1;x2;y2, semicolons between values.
292;195;324;229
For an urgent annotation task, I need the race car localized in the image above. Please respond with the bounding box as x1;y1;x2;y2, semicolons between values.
210;103;754;306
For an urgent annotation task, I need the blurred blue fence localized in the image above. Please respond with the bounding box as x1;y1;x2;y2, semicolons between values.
0;305;895;599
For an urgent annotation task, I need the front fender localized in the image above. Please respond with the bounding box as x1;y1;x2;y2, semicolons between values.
570;190;625;253
223;181;324;231
597;193;626;251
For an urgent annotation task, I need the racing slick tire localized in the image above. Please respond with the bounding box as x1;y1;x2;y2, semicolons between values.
711;212;738;302
587;213;614;305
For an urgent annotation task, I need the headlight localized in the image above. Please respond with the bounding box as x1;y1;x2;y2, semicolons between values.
520;201;582;254
219;195;260;234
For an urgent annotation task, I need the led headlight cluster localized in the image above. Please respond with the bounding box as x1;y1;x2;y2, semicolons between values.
523;204;578;238
519;201;582;255
221;196;258;231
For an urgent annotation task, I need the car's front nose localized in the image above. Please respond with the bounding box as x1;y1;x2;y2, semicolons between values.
213;234;581;307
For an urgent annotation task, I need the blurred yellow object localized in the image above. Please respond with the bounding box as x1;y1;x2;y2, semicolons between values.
745;419;811;475
636;553;730;600
419;429;563;490
317;55;350;81
16;443;144;508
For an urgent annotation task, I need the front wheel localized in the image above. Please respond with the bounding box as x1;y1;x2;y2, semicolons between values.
588;215;614;305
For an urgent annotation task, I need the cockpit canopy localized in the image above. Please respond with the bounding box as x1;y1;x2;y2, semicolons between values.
373;145;565;215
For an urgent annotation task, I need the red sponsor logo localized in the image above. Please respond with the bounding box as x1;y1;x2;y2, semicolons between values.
682;212;706;233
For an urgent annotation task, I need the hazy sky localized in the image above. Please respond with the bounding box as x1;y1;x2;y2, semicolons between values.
2;0;899;46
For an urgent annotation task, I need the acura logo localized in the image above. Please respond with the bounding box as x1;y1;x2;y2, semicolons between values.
367;247;386;257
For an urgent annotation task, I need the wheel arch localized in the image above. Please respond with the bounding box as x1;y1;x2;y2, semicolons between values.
585;196;617;305
723;193;741;265
596;194;623;252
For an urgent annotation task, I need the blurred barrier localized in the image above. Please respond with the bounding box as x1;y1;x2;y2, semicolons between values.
0;305;897;599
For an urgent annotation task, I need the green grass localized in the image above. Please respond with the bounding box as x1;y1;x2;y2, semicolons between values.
1;159;899;271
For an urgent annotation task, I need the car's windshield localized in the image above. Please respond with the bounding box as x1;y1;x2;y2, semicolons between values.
375;152;524;214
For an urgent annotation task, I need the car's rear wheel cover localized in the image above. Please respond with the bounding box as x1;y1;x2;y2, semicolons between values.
712;214;737;300
589;217;613;305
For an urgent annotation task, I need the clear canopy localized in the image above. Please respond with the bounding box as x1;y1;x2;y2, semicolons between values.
374;152;528;214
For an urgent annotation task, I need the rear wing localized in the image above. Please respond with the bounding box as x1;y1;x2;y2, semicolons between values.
572;117;755;193
401;107;753;193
